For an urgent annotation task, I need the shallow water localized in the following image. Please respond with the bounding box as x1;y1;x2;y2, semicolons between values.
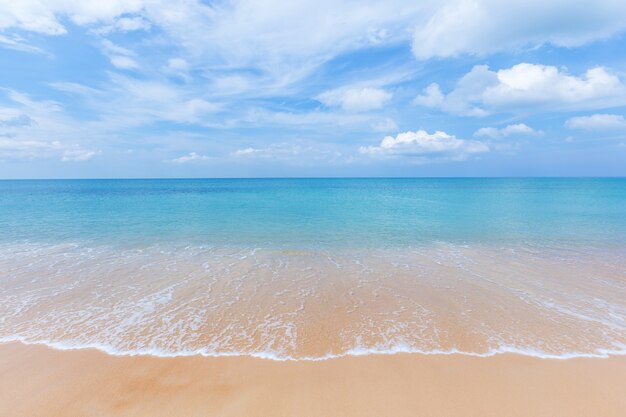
1;179;625;359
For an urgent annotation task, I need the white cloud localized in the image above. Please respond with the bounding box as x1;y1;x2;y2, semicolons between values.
565;114;626;130
474;123;542;138
101;39;139;70
6;90;63;112
240;108;370;128
70;75;221;127
168;152;211;164
415;63;626;116
412;0;626;59
94;16;151;34
3;1;626;116
232;143;310;159
0;1;427;87
231;141;346;165
318;87;392;112
232;147;258;156
0;90;100;162
114;16;150;31
62;148;99;162
360;130;489;161
109;55;140;70
0;138;97;161
0;1;145;35
48;82;101;96
0;33;46;54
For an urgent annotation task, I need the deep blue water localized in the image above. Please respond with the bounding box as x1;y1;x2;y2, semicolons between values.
1;178;625;248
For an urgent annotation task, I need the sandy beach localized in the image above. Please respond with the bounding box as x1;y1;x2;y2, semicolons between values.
1;342;625;417
2;0;626;412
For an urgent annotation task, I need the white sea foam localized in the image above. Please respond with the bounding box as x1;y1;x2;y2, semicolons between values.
2;335;626;362
1;242;625;362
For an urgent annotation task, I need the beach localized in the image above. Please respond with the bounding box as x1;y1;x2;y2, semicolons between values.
1;341;625;417
1;179;625;416
2;0;626;412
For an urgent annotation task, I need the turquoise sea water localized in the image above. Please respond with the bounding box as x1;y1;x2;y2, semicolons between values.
1;178;625;248
1;178;625;360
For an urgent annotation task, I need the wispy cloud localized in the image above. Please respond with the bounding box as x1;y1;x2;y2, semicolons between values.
167;152;211;164
474;123;542;139
0;138;98;162
565;114;626;130
412;0;626;59
318;87;392;112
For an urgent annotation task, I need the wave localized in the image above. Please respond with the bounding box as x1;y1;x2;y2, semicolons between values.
2;242;625;362
2;336;626;362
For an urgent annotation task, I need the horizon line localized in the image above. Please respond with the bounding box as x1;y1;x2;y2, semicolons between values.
1;175;625;181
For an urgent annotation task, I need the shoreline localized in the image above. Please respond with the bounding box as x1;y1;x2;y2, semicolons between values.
3;337;626;361
2;341;625;417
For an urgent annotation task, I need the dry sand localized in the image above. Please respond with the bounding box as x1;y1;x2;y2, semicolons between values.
1;342;625;417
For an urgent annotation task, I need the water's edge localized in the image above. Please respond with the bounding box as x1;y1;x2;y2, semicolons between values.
3;337;625;362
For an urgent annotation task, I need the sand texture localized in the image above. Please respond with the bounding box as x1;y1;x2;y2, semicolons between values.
1;342;625;417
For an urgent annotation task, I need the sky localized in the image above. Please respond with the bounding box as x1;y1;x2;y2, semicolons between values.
0;0;626;178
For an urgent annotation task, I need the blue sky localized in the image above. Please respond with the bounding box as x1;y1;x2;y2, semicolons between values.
1;1;626;178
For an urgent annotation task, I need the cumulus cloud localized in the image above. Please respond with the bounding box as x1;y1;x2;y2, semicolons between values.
318;87;392;112
168;152;211;164
360;130;489;161
415;63;626;116
474;123;542;139
565;114;626;130
412;0;626;59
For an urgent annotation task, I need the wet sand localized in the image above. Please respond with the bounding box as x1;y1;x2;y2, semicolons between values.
3;245;625;359
1;342;625;417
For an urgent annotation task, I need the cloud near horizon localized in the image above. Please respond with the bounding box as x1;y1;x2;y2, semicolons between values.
360;130;489;162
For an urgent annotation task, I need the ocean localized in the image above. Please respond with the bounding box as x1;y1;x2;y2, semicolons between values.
1;178;625;359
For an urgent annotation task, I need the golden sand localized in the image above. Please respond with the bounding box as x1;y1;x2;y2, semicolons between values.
1;342;625;417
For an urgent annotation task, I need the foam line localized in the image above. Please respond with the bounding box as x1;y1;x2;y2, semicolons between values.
2;336;625;362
